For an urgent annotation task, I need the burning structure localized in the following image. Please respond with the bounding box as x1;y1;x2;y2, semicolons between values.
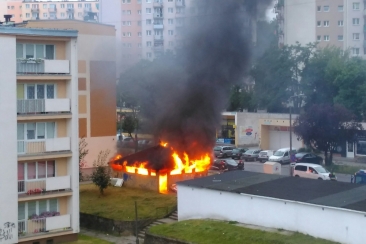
114;0;272;193
111;142;210;193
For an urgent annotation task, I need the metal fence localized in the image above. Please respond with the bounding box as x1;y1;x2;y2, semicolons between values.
17;99;45;114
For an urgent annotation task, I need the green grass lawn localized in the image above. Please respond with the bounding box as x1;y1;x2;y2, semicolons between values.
149;220;338;244
66;234;113;244
325;164;360;175
80;184;177;221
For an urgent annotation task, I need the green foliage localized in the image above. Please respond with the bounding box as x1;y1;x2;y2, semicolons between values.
293;104;362;165
79;137;89;182
227;85;254;111
122;115;138;137
91;150;111;195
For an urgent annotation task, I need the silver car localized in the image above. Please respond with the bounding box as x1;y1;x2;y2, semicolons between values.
213;146;235;158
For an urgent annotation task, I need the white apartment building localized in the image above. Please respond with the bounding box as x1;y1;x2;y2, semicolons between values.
276;0;366;57
0;26;79;243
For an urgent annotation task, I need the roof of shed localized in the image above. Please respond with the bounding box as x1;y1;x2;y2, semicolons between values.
177;171;366;212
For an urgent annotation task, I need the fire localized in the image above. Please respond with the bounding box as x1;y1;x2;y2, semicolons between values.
110;142;211;194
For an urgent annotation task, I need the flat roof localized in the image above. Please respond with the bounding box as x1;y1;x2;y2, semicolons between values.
0;26;78;37
177;171;366;212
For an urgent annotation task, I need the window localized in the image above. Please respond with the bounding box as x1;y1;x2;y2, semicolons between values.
352;48;360;55
17;83;55;100
338;35;343;41
146;8;151;14
338;20;344;26
353;33;360;40
126;10;131;14
317;21;321;27
138;43;142;48
137;0;141;3
146;30;152;35
323;5;329;12
60;4;65;8
127;32;131;37
317;6;321;11
338;5;343;12
16;44;55;60
146;0;151;2
168;8;173;13
127;21;131;26
146;52;152;58
61;13;65;17
317;35;321;41
17;122;55;142
295;165;307;171
353;18;360;25
43;13;47;18
138;10;141;14
324;35;329;41
67;4;73;9
18;161;55;181
78;12;82;17
85;3;91;8
26;13;30;18
138;21;141;26
43;4;47;9
146;41;152;47
168;19;173;24
168;30;174;35
138;32;142;37
323;21;329;27
26;4;30;9
146;19;152;24
18;199;58;223
78;3;82;8
353;2;360;10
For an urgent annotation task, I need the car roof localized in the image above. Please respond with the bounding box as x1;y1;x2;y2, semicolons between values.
295;163;322;167
295;153;307;156
277;147;296;151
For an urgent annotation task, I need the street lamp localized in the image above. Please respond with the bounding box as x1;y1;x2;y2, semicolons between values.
288;94;306;172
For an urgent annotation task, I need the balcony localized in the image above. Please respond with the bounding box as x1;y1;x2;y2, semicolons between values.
17;99;71;114
18;214;71;238
17;137;71;155
153;12;163;18
66;8;74;13
48;7;57;13
18;175;71;195
17;59;70;74
154;24;164;29
154;35;164;40
31;8;39;13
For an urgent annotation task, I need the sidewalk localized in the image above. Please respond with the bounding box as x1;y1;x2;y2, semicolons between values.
332;155;366;168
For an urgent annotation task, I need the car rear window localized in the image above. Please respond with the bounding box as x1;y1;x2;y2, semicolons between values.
295;165;307;171
232;149;240;153
214;147;221;151
223;147;231;150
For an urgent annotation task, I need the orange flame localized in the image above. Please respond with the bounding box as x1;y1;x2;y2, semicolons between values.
159;173;168;194
160;141;168;147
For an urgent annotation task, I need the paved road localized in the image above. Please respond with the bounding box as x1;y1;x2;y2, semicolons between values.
215;159;352;183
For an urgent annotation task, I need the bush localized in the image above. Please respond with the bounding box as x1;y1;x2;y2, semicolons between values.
91;149;111;195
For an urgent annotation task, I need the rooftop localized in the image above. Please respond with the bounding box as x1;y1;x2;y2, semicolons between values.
177;171;366;212
0;26;78;37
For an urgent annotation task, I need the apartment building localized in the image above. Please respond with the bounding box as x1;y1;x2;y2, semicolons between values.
23;19;117;175
22;0;99;22
276;0;366;57
0;26;79;243
0;0;23;23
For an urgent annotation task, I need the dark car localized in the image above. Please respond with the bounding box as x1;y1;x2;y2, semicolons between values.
231;148;249;159
241;149;261;161
295;153;323;164
211;159;244;171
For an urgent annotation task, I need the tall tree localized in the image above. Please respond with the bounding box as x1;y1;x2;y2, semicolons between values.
293;104;362;165
227;85;254;112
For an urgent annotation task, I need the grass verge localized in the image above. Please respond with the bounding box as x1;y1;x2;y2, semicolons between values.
66;234;113;244
80;184;177;221
325;164;360;175
149;220;338;244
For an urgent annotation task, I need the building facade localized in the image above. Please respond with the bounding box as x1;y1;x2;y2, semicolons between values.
276;0;366;57
24;20;117;176
22;0;99;22
0;26;79;243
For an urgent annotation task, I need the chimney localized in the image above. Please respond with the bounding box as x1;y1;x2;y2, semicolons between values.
4;14;12;23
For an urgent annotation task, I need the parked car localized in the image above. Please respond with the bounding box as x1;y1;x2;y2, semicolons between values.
241;149;261;162
213;146;236;158
258;150;274;163
294;153;323;164
351;169;366;184
269;148;297;164
211;159;244;171
293;163;336;180
231;148;249;159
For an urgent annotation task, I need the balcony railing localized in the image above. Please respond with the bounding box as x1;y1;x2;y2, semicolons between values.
48;7;57;12
66;8;74;13
18;214;71;238
153;12;163;18
17;99;71;114
31;8;39;13
18;175;71;195
153;24;164;29
17;137;71;155
17;59;70;74
154;35;164;40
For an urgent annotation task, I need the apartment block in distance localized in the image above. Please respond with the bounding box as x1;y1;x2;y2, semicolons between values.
0;26;79;243
22;0;99;22
276;0;366;57
24;19;117;175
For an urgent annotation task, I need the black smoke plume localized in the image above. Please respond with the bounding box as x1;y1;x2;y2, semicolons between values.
120;0;272;163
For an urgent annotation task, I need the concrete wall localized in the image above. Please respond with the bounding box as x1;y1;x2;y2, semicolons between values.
178;185;366;244
235;112;290;147
0;34;18;244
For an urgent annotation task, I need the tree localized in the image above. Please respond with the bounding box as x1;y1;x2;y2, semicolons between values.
91;149;111;195
78;137;89;182
293;104;362;165
227;85;254;112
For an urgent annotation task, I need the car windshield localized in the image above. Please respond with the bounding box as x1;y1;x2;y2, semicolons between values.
226;160;237;166
314;166;328;174
214;147;221;151
274;151;284;156
245;150;254;154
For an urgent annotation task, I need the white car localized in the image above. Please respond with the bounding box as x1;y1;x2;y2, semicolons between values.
293;163;335;180
269;147;297;164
